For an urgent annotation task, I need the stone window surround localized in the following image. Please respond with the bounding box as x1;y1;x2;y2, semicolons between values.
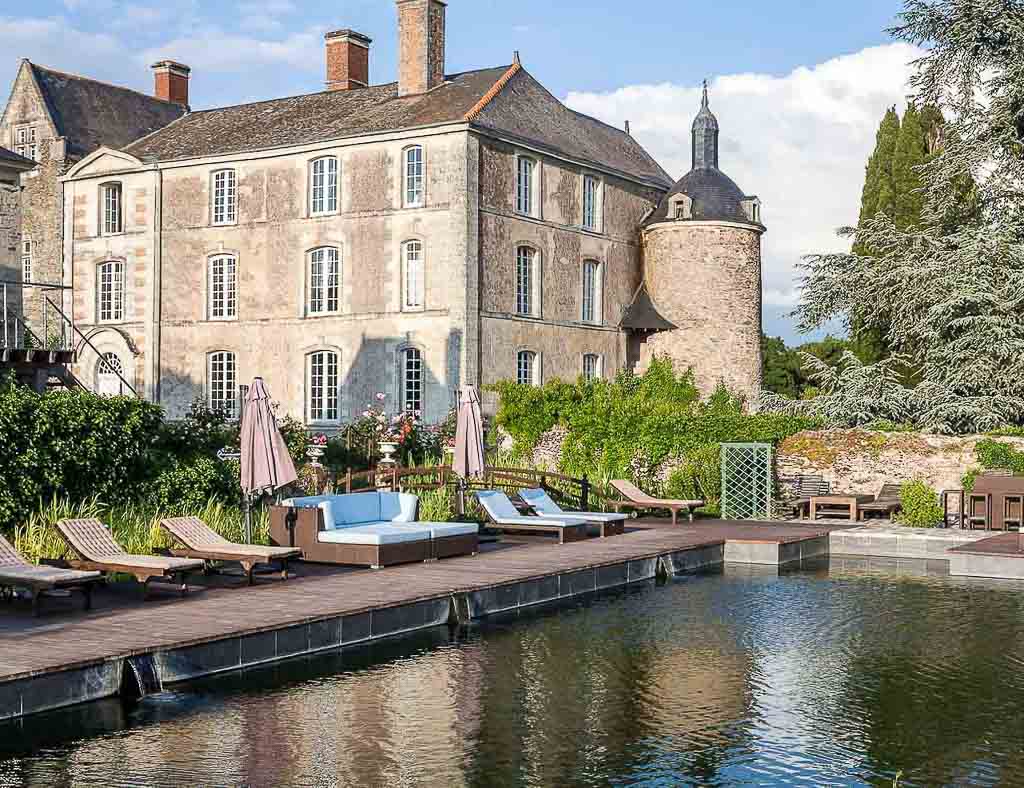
95;258;126;324
305;346;343;426
304;243;343;317
397;343;426;415
514;152;541;219
514;243;543;320
581;173;604;233
400;237;426;312
516;348;542;387
741;197;762;224
206;252;238;322
206;349;238;421
13;124;37;162
580;258;604;326
308;155;340;217
210;168;237;226
669;193;692;220
402;144;426;209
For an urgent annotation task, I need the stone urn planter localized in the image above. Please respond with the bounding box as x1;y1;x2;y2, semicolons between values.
378;441;399;465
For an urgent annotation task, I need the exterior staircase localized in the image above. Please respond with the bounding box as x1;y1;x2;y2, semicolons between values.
1;281;81;393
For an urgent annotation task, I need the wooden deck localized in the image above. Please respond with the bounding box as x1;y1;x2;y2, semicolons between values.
0;519;836;718
948;532;1024;557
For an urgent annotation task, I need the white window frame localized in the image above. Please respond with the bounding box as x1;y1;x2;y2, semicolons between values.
100;183;123;236
306;350;340;424
21;237;31;283
96;260;125;323
581;259;603;325
517;350;540;387
582;353;602;382
582;174;602;232
95;352;127;397
211;169;237;226
14;125;36;161
207;350;238;420
310;156;339;216
403;145;425;208
400;347;424;415
515;155;537;217
515;246;539;318
307;246;341;316
207;254;238;321
402;240;425;311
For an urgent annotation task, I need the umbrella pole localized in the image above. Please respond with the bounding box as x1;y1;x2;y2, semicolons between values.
245;495;252;544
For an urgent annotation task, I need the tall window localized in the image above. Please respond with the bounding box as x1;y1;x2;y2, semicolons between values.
581;260;602;324
21;238;31;283
517;350;538;387
516;156;535;215
208;254;238;320
212;169;237;225
583;175;601;231
101;183;123;235
582;353;601;381
516;246;537;317
401;348;423;414
310;156;339;215
307;350;339;423
403;240;424;310
97;261;124;322
207;351;237;419
404;146;424;207
96;352;126;397
308;247;341;315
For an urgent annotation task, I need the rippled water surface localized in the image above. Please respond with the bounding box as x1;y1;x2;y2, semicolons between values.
4;560;1024;787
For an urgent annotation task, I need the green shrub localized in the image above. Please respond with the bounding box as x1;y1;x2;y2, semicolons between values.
897;480;944;528
974;438;1024;474
665;445;722;515
152;456;240;514
418;486;456;522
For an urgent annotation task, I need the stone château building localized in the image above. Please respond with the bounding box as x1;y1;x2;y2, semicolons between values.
7;0;764;423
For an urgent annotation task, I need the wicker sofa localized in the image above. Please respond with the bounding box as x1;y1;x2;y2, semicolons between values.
270;492;478;568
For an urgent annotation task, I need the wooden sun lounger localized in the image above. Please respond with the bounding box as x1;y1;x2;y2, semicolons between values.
161;517;301;584
0;534;102;616
56;518;204;599
856;483;904;521
609;480;704;525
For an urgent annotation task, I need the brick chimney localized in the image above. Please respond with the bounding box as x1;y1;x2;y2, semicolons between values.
151;60;190;107
397;0;446;97
325;29;372;91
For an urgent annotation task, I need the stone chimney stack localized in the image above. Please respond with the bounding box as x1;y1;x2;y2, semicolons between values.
151;60;190;107
325;29;372;91
397;0;446;97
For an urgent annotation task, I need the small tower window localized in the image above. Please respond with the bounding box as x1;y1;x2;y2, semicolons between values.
669;194;692;220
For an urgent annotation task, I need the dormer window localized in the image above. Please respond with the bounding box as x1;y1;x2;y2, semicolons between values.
742;198;762;224
669;193;692;220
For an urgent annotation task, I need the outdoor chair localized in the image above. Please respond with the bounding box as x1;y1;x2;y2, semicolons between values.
856;483;904;521
773;475;829;519
0;534;102;616
160;517;302;584
55;519;203;599
608;480;704;525
518;488;627;537
475;490;589;544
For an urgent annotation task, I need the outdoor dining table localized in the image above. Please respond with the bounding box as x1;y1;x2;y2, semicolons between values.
970;474;1024;531
809;494;876;521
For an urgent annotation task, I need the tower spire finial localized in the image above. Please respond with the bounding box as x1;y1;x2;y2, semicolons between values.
701;79;709;108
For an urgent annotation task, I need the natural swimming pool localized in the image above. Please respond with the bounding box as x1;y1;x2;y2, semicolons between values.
2;559;1024;787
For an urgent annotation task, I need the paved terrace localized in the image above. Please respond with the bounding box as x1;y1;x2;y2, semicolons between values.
0;519;837;720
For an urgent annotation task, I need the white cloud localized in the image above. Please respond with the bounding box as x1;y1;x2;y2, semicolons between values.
141;26;324;74
0;15;126;85
565;42;922;340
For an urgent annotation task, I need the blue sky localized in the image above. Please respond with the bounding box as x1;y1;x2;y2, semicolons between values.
1;0;915;343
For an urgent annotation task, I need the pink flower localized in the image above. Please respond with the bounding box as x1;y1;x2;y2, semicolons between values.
375;392;386;402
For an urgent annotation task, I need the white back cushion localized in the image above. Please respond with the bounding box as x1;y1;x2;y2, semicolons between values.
519;488;562;515
476;490;519;520
380;493;418;523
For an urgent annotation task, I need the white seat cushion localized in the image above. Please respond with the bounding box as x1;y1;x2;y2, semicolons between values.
408;522;478;539
318;524;431;546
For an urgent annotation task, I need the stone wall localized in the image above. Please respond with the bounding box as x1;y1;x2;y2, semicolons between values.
777;429;1024;494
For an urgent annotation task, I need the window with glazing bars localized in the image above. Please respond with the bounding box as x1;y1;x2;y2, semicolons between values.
208;351;237;419
97;261;124;322
212;169;236;225
102;184;122;235
308;351;339;422
21;238;31;283
517;350;537;386
516;157;534;215
310;157;338;215
402;348;423;414
582;260;601;323
583;175;600;230
516;246;535;316
583;353;600;381
404;146;424;206
403;240;424;309
308;247;340;314
208;254;237;319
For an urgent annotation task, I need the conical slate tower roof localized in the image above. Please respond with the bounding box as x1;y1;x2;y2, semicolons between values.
691;80;719;170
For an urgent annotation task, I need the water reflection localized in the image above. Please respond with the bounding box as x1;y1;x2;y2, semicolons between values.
3;563;1024;786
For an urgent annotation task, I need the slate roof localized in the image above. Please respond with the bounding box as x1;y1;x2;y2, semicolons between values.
619;282;677;332
29;63;186;159
643;167;759;227
0;145;35;170
127;66;513;162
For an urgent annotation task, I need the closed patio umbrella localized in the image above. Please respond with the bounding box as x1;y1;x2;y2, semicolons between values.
240;377;298;542
453;384;485;516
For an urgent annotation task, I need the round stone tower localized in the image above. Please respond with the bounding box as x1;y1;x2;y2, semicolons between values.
637;82;764;404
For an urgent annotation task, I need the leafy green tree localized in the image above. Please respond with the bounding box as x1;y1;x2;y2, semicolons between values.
794;0;1024;434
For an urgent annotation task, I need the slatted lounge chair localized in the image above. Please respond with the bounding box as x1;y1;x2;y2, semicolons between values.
475;491;588;544
773;475;830;519
609;480;704;525
0;534;102;616
518;488;627;537
161;517;302;584
856;483;904;521
56;518;203;598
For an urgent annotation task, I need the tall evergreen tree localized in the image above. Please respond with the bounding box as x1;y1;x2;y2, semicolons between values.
893;103;928;228
853;108;901;255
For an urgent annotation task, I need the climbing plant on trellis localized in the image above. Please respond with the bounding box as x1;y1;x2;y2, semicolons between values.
720;443;774;520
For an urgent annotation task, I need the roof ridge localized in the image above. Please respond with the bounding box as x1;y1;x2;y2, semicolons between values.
463;62;521;121
28;61;172;107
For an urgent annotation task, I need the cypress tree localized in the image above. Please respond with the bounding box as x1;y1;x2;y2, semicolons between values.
893;103;928;228
852;108;900;255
